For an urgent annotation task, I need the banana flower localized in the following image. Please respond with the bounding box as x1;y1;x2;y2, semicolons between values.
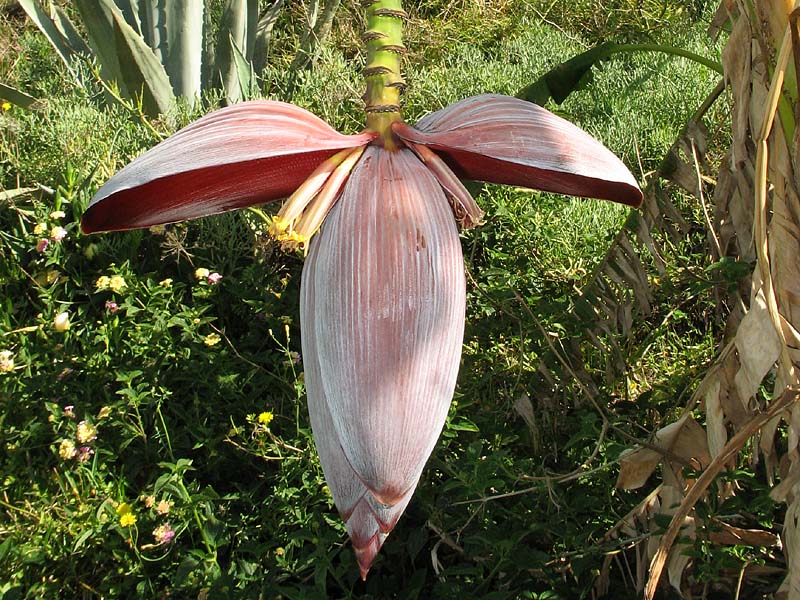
81;1;642;580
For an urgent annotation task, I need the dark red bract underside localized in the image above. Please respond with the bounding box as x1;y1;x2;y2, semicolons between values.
81;150;340;233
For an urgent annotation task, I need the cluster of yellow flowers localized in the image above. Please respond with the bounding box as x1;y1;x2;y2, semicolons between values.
32;210;69;249
203;333;221;347
95;275;128;293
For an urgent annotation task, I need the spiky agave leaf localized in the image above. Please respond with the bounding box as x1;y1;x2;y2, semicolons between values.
301;146;465;577
82;101;375;233
393;94;643;207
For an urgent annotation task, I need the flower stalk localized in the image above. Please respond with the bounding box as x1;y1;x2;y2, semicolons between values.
363;0;406;147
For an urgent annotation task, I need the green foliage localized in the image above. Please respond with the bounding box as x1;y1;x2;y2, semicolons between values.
0;2;781;598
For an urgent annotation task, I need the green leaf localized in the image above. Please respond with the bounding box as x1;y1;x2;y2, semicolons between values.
0;83;38;110
74;0;127;95
230;35;257;102
17;0;83;77
252;0;285;74
216;0;257;104
51;5;91;57
163;0;205;103
73;528;94;552
110;8;176;116
517;43;613;106
517;42;722;106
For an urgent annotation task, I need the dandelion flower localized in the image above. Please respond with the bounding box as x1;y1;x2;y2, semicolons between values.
49;210;66;219
33;223;46;235
50;226;67;242
108;275;127;293
203;333;221;347
257;411;274;426
76;421;97;444
153;523;176;544
159;278;173;288
207;272;222;284
0;350;13;373
155;500;173;515
53;312;70;332
58;439;77;460
194;267;210;279
36;239;50;253
119;512;137;527
1;101;10;111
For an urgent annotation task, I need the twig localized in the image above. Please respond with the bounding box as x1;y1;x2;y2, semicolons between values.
691;137;722;258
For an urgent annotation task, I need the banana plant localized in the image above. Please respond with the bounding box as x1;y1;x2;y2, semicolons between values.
18;0;290;115
80;1;643;579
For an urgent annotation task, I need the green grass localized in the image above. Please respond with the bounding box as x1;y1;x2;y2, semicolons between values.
0;3;772;598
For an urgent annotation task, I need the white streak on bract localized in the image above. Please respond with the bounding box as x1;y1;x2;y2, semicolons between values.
300;146;465;573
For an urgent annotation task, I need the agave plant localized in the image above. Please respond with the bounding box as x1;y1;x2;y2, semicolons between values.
18;0;290;113
81;0;642;579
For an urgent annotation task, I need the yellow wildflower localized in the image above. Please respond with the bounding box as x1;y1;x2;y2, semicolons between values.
0;350;13;373
76;421;97;444
257;411;274;426
33;223;47;235
119;512;137;527
58;439;77;460
1;101;10;112
203;333;221;347
50;226;67;242
95;276;111;291
53;312;70;332
194;267;210;279
108;275;127;293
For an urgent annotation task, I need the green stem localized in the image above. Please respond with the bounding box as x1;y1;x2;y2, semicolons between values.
609;43;723;75
363;0;406;148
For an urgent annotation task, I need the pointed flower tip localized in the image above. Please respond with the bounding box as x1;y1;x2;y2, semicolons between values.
354;534;384;581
